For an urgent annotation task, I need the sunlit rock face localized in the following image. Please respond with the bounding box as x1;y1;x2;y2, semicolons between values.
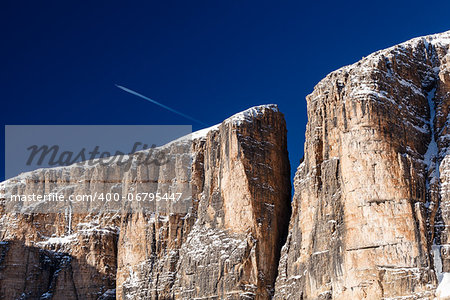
0;105;291;300
274;31;450;299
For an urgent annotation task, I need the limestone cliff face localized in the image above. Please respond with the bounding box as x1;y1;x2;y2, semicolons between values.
274;31;450;299
0;105;291;299
116;105;291;299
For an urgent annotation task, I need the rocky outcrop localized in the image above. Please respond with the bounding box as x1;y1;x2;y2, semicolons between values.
274;31;450;299
0;213;119;299
0;105;291;299
116;105;291;299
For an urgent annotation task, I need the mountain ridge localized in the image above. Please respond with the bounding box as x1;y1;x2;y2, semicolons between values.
1;30;450;299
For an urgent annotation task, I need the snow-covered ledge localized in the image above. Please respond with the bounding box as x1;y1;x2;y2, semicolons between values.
437;273;450;299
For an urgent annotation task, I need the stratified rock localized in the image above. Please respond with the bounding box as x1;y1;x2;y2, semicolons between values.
274;30;450;299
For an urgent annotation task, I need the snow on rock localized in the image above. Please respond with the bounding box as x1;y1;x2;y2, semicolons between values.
224;104;278;126
163;104;278;146
437;273;450;299
36;234;78;246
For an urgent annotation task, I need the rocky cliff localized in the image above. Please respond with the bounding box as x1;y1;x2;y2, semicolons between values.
274;31;450;299
2;30;450;300
116;105;291;299
0;104;291;299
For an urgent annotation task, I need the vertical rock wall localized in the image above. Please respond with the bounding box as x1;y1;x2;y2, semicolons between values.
116;105;291;300
274;31;450;299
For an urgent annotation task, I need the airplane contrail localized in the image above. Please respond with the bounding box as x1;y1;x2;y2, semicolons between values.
115;84;207;126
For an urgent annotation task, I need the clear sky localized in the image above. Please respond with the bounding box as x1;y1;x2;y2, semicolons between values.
2;0;450;181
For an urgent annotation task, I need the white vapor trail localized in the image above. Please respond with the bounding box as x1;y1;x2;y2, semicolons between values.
115;84;207;126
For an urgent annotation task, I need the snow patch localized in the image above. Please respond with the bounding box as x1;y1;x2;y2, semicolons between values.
153;104;277;147
224;104;279;126
424;88;438;165
437;273;450;299
37;234;77;246
433;244;443;283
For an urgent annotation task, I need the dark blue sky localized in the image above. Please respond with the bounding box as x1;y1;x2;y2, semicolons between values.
2;0;450;181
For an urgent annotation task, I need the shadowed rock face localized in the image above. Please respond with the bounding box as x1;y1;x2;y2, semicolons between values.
274;31;450;299
0;105;291;300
